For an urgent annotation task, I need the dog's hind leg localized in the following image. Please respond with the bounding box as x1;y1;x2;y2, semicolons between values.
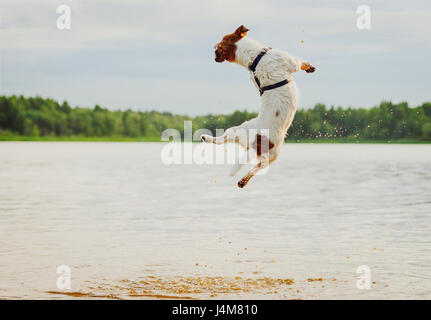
237;160;269;188
201;119;257;151
201;134;228;144
201;125;243;145
237;148;280;188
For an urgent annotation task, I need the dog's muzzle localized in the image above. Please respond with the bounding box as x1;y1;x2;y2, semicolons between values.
214;50;224;62
214;43;224;62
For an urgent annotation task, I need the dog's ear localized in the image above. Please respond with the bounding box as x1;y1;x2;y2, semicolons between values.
235;25;249;37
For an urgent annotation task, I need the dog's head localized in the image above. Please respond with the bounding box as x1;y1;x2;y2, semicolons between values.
214;25;249;63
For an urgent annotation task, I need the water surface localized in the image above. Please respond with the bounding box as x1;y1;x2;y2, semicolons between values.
0;142;430;299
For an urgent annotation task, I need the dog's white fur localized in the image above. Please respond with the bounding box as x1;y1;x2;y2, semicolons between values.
202;36;312;188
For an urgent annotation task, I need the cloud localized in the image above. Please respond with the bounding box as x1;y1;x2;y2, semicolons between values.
1;0;431;114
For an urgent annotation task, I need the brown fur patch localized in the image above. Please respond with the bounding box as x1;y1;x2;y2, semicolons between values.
252;134;274;156
215;25;248;62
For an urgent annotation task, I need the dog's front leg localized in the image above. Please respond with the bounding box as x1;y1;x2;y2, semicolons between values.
284;52;316;73
301;62;315;73
282;52;315;74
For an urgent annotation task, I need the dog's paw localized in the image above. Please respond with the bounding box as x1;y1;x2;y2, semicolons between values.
305;66;315;73
201;134;212;143
306;66;315;73
301;62;315;73
237;179;246;188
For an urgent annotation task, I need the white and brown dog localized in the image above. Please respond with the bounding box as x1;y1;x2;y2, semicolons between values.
201;25;315;188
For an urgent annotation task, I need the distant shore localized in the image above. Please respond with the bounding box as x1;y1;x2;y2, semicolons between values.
1;135;429;144
2;96;431;143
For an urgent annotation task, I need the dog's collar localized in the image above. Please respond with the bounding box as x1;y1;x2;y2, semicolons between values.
248;47;289;96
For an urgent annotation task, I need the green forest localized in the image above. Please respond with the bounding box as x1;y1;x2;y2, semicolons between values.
0;95;430;142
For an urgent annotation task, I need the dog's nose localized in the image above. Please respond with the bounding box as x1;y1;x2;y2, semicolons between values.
215;54;223;62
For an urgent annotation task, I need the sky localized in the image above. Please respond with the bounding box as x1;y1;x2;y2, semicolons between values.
1;0;431;115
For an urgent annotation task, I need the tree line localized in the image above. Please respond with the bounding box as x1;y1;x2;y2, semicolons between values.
0;95;430;141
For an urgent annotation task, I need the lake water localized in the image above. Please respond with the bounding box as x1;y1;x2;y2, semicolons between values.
0;142;430;299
